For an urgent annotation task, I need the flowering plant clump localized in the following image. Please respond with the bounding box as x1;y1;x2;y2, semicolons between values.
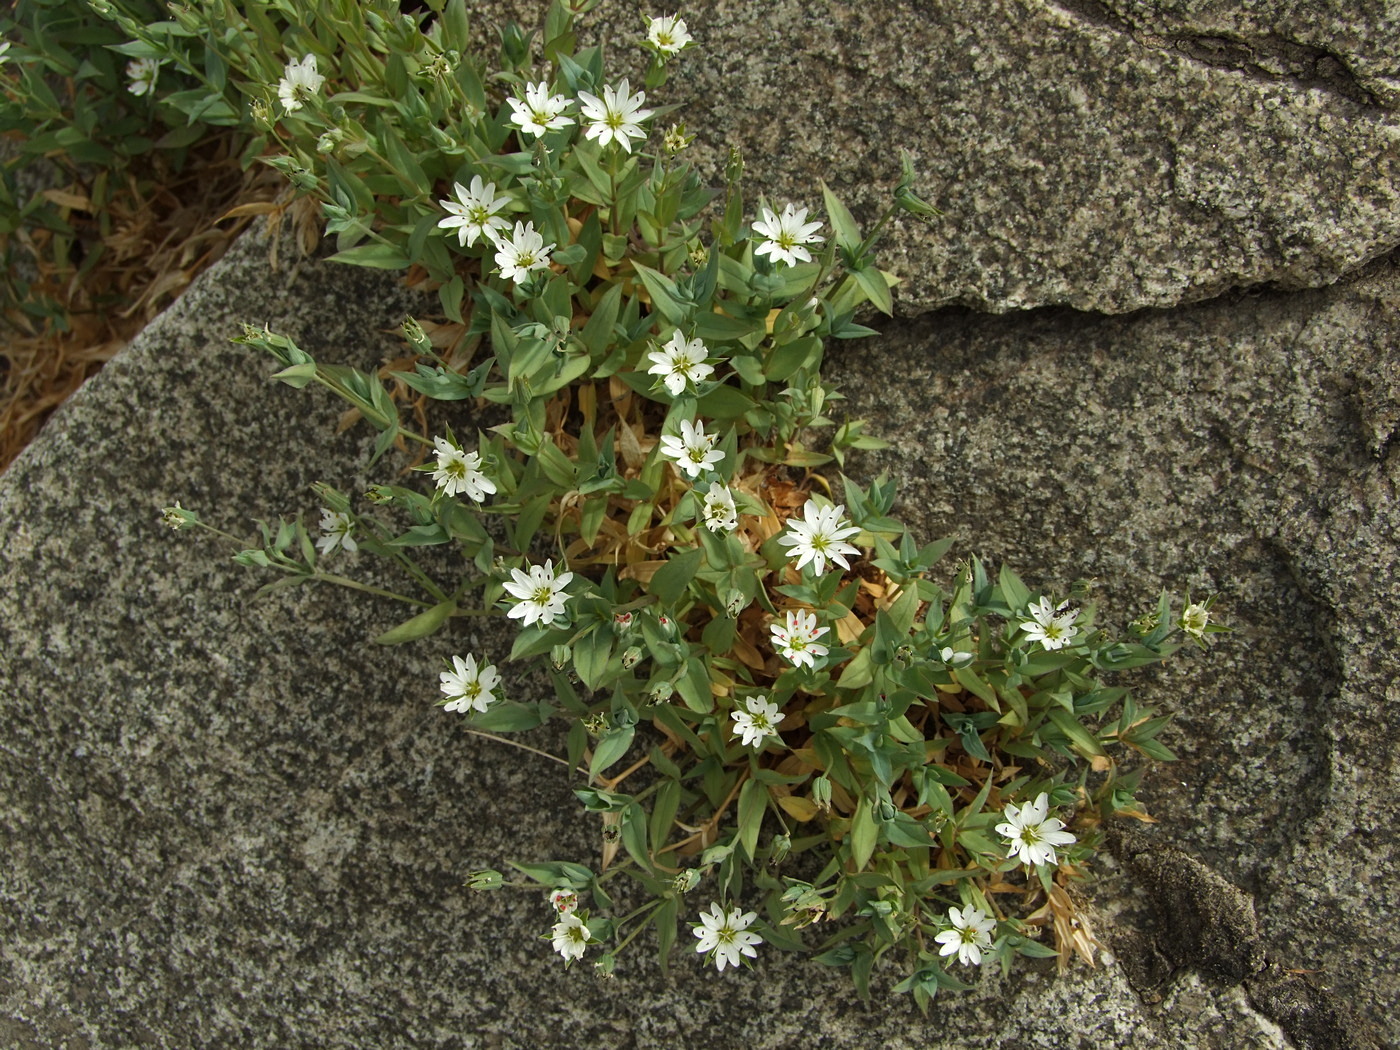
141;0;1227;1006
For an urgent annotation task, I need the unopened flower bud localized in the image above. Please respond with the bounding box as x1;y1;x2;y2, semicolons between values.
465;868;504;890
646;680;674;705
621;646;644;670
613;610;634;634
894;644;915;667
594;953;617;977
672;868;701;894
688;243;709;268
315;128;344;154
583;713;609;737
655;614;675;637
812;775;832;814
769;833;791;866
877;797;897;822
250;98;273;129
724;589;747;618
551;645;571;671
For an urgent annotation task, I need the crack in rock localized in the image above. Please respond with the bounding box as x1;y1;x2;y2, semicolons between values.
1110;829;1385;1050
1049;0;1388;109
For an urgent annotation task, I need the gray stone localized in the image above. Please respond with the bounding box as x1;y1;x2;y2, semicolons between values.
477;0;1400;314
0;225;1323;1049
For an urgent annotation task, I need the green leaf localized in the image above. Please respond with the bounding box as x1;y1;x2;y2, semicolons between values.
849;796;877;870
835;646;875;690
590;725;636;778
821;180;862;253
630;262;689;326
737;777;766;862
329;242;411;269
574;627;614;691
471;701;546;732
850;265;894;315
269;362;318;388
649;546;704;606
1047;708;1108;759
373;600;456;645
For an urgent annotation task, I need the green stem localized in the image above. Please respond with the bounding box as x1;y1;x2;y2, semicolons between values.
312;572;431;606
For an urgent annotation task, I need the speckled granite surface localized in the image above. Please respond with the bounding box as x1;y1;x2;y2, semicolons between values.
2;1;1398;1045
475;0;1400;315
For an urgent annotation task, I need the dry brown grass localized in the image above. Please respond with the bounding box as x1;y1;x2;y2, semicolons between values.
0;128;286;469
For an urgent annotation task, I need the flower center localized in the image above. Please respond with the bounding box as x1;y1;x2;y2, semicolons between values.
531;585;554;605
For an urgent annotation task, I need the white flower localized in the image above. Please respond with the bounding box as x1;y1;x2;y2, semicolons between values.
437;176;511;248
777;499;861;576
658;418;724;478
1019;596;1080;651
646;331;713;396
551;911;591;965
752;203;824;267
939;646;973;667
439;654;502;714
770;609;829;670
934;905;997;967
503;559;574;627
493;221;555;284
646;14;693;55
692;901;763;972
277;53;325;113
730;694;784;749
548;888;579;915
701;482;738;533
126;57;161;97
1179;601;1209;639
995;792;1078;868
315;508;358;555
431;436;496;501
506;81;574;138
577;78;653;152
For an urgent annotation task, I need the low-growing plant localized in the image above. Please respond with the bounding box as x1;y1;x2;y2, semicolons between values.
149;0;1225;1005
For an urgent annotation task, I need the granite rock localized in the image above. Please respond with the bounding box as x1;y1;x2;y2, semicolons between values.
475;0;1400;314
0;225;1340;1048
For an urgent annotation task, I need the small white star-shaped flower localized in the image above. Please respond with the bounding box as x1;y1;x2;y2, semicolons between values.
430;437;497;502
995;792;1078;868
439;654;502;714
646;331;713;396
730;695;784;749
658;418;724;478
577;78;654;152
645;14;693;55
935;904;997;967
503;559;574;627
126;57;161;97
315;508;358;555
551;911;591;965
770;609;829;669
692;901;763;971
777;499;861;576
277;53;325;113
752;203;824;267
701;482;738;533
493;221;555;284
1019;596;1080;651
506;81;574;138
437;175;510;248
